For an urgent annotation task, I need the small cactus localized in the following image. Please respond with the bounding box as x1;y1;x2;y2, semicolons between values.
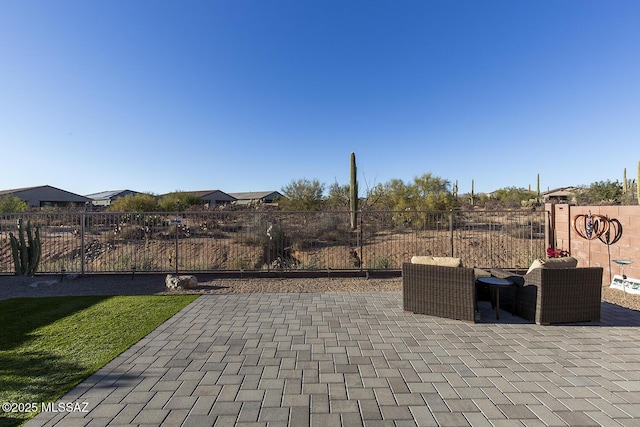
9;219;41;276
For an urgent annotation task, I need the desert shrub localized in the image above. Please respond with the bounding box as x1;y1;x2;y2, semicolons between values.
574;180;625;205
492;187;538;207
237;214;294;268
0;195;28;213
521;198;541;209
138;256;155;271
386;209;450;231
115;225;149;240
368;254;390;269
279;178;325;211
141;214;164;227
158;191;202;211
111;253;133;270
325;183;349;210
240;215;286;246
369;174;457;214
108;193;159;212
228;257;249;270
296;261;319;270
288;213;352;249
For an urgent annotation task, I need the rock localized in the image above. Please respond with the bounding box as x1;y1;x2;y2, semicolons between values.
29;280;58;288
165;274;198;290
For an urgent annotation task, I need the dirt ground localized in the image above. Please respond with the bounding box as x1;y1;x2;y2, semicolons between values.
0;274;402;301
1;273;638;313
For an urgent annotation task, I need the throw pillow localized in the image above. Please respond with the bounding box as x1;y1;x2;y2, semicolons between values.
544;257;578;269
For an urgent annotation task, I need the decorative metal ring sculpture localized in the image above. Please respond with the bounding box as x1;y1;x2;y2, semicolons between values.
572;211;624;273
571;211;610;240
599;218;623;246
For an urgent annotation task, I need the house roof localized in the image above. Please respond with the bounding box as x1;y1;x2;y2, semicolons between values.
0;185;92;200
542;187;578;197
229;191;283;200
0;185;43;196
85;190;136;200
186;190;236;199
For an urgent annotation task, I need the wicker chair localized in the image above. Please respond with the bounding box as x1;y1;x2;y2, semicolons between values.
491;267;603;325
402;263;477;322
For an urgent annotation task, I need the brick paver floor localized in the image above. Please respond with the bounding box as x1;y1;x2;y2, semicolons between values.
27;292;640;426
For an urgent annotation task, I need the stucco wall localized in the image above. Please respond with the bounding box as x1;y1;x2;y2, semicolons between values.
547;203;640;284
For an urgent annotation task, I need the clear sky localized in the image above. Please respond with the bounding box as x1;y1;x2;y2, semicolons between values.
1;0;639;197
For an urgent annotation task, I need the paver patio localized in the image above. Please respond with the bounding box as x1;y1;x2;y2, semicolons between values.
27;292;640;426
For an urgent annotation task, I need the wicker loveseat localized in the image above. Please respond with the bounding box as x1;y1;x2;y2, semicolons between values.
402;258;482;323
491;262;604;325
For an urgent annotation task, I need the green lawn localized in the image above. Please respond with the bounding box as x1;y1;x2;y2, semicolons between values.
0;294;199;427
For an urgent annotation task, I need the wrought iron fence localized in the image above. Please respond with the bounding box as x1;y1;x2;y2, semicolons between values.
0;209;545;275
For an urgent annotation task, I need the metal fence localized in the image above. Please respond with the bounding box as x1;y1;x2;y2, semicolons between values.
0;209;545;275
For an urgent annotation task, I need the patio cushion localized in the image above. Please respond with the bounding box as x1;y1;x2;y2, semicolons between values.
411;256;462;267
526;256;578;274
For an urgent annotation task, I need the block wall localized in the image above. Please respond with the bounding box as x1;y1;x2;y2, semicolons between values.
547;203;640;284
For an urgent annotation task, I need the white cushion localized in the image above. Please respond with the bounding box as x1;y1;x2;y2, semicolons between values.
526;257;578;274
526;259;546;274
411;256;462;267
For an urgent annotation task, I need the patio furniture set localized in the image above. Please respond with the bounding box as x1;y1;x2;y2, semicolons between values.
402;255;604;325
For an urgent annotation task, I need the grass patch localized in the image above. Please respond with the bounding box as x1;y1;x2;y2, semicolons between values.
0;294;198;426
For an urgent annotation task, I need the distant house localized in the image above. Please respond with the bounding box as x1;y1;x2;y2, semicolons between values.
543;187;578;204
85;190;141;207
229;191;283;205
0;185;93;208
187;190;237;206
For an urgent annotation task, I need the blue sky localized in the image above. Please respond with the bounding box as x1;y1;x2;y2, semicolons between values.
1;1;639;197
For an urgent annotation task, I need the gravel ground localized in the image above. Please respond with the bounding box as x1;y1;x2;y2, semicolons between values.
601;285;640;311
1;273;638;313
0;274;403;301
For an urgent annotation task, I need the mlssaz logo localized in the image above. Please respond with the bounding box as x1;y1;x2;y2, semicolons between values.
41;401;89;413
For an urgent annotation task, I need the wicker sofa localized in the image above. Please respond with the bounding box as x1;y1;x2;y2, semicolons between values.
491;265;604;325
402;261;479;322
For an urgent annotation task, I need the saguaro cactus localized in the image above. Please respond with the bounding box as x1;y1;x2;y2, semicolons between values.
9;219;41;276
350;152;358;230
637;161;640;205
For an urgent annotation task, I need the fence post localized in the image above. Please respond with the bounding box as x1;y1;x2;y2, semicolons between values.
81;212;85;275
449;210;454;257
175;214;179;274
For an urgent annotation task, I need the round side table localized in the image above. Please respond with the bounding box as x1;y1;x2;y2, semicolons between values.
477;276;516;320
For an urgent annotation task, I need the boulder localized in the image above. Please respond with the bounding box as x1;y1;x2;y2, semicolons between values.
165;274;197;290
